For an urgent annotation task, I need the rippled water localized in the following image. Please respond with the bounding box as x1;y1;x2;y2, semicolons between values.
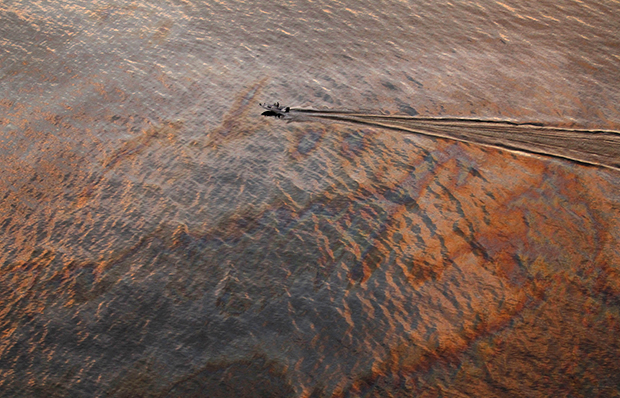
2;0;620;396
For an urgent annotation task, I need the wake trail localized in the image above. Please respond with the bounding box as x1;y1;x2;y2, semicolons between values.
286;109;620;172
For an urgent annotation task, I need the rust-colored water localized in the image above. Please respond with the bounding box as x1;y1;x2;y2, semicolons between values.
1;1;620;397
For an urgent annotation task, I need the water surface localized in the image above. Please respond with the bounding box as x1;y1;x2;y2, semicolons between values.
1;0;620;396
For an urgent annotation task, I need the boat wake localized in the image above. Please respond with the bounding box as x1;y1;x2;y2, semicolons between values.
267;106;620;171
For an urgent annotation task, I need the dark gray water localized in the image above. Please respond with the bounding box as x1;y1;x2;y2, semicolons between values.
2;0;620;397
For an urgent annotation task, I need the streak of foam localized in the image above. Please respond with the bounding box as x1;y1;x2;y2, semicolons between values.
289;110;620;171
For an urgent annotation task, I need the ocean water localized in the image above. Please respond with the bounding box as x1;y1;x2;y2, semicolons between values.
1;0;620;396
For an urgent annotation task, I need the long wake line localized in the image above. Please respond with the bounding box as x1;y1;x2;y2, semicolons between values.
285;108;620;172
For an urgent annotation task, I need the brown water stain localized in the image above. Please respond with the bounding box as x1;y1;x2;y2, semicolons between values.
202;77;269;149
2;84;620;398
75;120;183;208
